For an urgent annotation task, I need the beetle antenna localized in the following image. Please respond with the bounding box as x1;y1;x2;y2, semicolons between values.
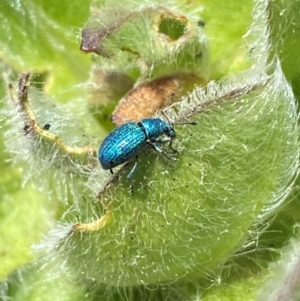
173;120;197;126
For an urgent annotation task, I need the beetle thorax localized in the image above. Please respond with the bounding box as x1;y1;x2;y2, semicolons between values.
139;118;176;141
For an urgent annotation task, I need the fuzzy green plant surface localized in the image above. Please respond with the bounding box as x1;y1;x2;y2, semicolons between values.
0;0;300;301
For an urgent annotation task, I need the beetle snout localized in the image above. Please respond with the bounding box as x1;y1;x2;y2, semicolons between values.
170;129;176;138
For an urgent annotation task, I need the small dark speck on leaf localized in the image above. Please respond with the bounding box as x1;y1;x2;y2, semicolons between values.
195;52;202;59
43;124;51;130
197;20;205;27
23;125;30;131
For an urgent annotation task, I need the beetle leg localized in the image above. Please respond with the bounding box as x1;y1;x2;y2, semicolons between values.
147;141;176;161
168;138;179;154
155;137;178;154
127;158;138;195
110;169;114;175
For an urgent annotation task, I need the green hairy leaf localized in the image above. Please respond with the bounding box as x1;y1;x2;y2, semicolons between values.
0;0;299;300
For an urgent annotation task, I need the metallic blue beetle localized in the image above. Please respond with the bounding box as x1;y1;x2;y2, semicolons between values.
98;118;178;194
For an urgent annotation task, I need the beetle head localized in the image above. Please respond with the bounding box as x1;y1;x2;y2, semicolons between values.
162;123;176;138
